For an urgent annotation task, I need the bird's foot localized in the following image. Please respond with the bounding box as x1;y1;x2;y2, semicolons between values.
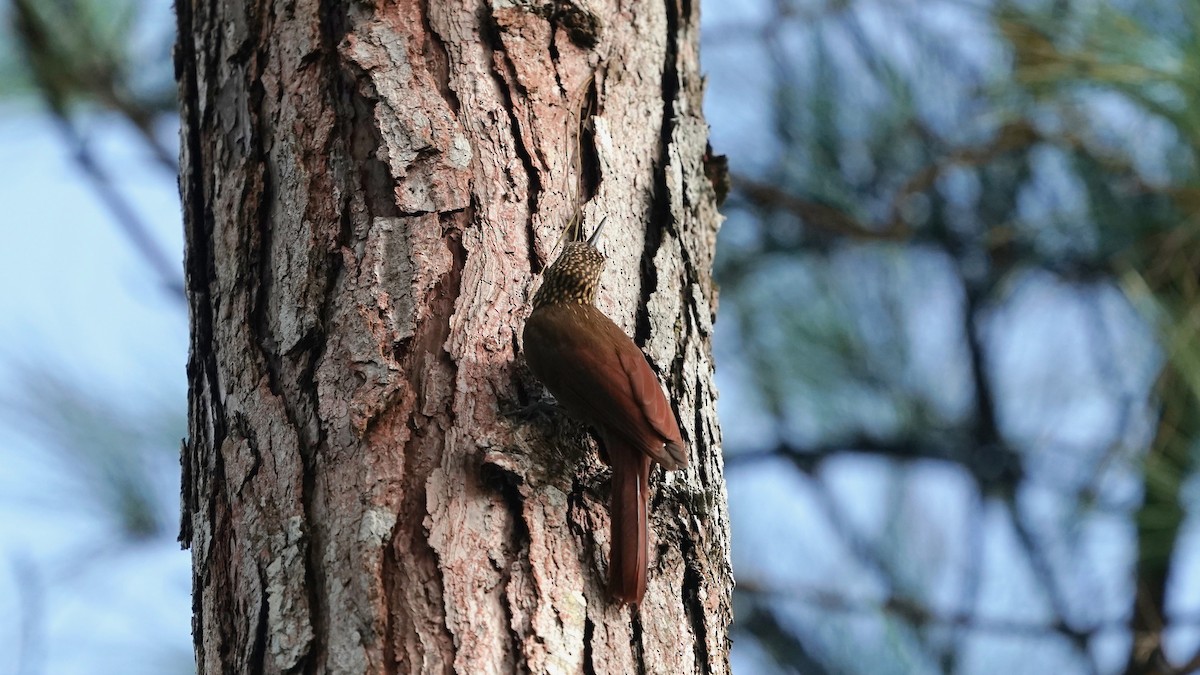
500;397;560;423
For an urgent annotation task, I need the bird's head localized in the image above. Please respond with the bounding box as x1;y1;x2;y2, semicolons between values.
532;218;608;308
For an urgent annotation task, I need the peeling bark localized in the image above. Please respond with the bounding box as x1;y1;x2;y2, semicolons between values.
177;0;730;672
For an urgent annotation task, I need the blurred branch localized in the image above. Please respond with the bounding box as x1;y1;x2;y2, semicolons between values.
54;114;185;301
808;466;953;665
727;442;1139;517
969;223;1099;656
735;600;833;675
727;433;1024;492
1171;650;1200;675
1006;500;1099;675
1126;371;1192;674
701;1;852;47
731;174;911;241
11;0;178;171
944;490;984;673
739;581;1096;639
730;122;1044;246
12;0;184;303
10;556;43;675
2;367;182;544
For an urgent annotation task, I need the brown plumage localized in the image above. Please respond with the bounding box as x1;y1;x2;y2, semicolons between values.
522;219;687;605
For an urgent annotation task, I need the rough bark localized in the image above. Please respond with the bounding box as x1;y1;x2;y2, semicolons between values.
176;0;729;673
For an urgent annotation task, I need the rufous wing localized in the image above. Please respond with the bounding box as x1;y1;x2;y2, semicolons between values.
523;304;686;470
615;342;688;470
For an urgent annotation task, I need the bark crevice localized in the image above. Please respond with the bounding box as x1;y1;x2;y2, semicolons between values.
487;460;531;673
638;0;683;349
481;7;544;271
179;0;729;672
417;0;461;115
680;534;711;669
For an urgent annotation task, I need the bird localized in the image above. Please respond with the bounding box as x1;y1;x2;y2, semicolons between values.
522;217;688;605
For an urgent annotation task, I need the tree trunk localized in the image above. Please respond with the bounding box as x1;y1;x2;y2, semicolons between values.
176;0;729;672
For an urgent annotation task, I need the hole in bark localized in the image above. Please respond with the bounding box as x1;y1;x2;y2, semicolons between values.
560;5;601;49
392;336;413;363
583;613;597;675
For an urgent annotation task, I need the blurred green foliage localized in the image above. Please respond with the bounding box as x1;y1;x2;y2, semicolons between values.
6;0;175;115
4;369;183;542
714;1;1200;673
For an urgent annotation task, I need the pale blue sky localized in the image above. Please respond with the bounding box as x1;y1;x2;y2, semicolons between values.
0;108;191;674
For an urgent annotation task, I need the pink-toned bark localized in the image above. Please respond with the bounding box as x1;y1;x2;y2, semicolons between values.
177;0;729;672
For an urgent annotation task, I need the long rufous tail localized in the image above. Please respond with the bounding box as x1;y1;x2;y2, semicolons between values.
608;441;651;605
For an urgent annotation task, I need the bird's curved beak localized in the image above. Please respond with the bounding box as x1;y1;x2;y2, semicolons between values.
587;217;607;246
